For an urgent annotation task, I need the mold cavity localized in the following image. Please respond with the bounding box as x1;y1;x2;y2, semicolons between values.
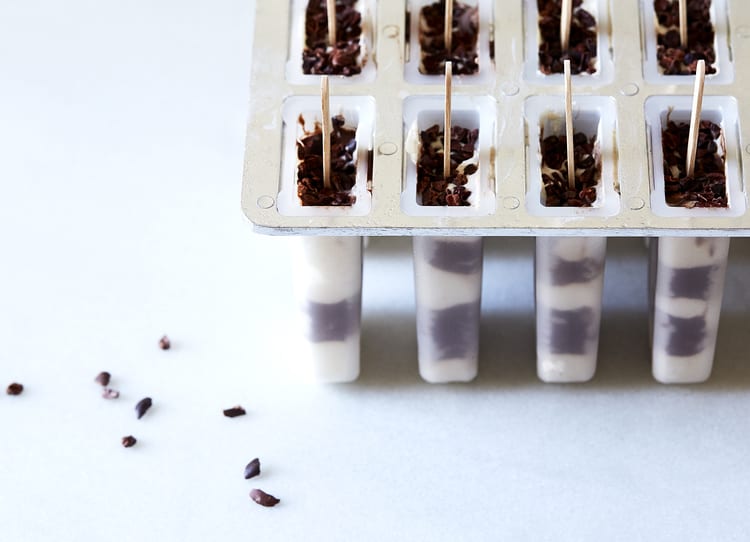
277;96;374;217
645;95;744;217
524;0;614;85
641;0;733;83
401;95;496;216
286;0;376;84
525;95;619;217
404;0;495;85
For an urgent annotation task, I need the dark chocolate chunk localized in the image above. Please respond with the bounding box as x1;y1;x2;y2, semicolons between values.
541;132;601;207
6;382;23;396
296;114;358;206
661;120;726;208
305;296;361;342
668;265;715;300
419;0;480;75
102;388;120;399
250;489;280;507
654;0;717;75
223;406;246;418
423;301;481;361
537;0;598;75
548;307;595;355
664;314;706;357
94;371;111;387
122;435;137;448
135;397;153;419
302;0;362;75
417;124;478;206
428;239;483;274
551;257;603;286
244;458;261;480
159;335;171;350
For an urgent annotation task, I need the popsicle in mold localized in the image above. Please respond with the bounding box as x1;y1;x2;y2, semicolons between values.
288;78;367;382
533;61;609;383
649;61;731;383
409;64;484;383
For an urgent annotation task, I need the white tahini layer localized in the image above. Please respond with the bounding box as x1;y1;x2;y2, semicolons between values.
292;237;363;304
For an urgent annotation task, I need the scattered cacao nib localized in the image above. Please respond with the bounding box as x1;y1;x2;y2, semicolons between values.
135;397;153;419
654;0;717;75
102;388;120;399
244;458;261;480
302;0;362;76
540;131;601;207
158;335;171;350
122;435;137;448
419;0;480;75
223;405;247;418
250;489;280;508
538;0;598;75
417;124;478;206
661;119;726;207
296;114;358;206
6;382;23;396
94;371;111;387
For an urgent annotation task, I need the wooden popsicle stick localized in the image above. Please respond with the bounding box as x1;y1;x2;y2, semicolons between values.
564;59;575;190
321;76;332;189
686;59;706;179
445;0;454;55
679;0;688;48
444;61;453;180
327;0;337;47
560;0;573;51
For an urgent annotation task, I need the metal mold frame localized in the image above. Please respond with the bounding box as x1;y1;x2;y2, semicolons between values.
242;0;750;236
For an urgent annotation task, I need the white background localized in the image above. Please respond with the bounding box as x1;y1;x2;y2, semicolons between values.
2;1;750;540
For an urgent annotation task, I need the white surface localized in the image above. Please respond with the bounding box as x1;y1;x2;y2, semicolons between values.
3;2;750;541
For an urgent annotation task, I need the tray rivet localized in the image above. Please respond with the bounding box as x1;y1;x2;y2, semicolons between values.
619;83;639;96
503;196;520;210
737;26;750;38
500;83;520;96
383;25;399;38
256;195;275;209
745;144;750;154
378;142;398;155
627;196;645;210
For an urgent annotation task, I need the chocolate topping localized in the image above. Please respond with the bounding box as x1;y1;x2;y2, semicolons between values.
419;0;480;75
661;119;726;208
654;0;717;75
417;124;478;206
538;0;598;75
540;131;600;207
296;114;358;206
303;0;362;76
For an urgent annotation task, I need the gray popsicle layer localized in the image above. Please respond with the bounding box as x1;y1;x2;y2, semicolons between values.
428;239;484;275
304;294;362;343
419;301;482;361
547;307;595;355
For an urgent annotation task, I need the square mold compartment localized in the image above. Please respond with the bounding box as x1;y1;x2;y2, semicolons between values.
523;0;615;86
645;95;745;217
286;0;377;85
641;0;733;84
404;0;495;86
277;95;375;217
525;95;619;217
401;95;496;217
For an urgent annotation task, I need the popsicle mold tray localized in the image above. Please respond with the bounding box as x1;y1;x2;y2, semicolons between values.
242;0;750;237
